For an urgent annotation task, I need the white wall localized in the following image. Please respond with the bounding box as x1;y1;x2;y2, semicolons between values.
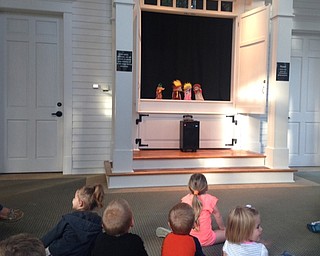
0;0;114;174
2;0;319;174
70;0;320;173
259;0;320;155
71;0;113;174
292;0;320;32
71;0;320;172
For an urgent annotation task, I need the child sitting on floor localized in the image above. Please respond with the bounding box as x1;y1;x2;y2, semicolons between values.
161;202;205;256
222;205;268;256
181;173;226;246
41;184;104;256
156;173;225;247
91;198;148;256
0;233;45;256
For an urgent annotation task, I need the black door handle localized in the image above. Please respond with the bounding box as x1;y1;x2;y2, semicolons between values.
52;111;63;117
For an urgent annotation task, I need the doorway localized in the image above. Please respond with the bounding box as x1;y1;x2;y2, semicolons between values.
0;13;64;173
289;33;320;166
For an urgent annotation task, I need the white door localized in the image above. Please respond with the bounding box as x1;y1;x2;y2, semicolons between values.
235;5;270;114
289;34;320;166
1;14;63;173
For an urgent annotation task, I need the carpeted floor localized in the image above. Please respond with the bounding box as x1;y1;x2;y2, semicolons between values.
295;171;320;185
0;178;86;241
0;174;320;256
111;186;320;256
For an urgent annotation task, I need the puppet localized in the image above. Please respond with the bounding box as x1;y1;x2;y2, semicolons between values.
183;82;192;100
193;83;204;101
155;83;165;99
172;80;182;100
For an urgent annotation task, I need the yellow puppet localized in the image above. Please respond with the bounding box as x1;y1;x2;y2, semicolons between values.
172;80;182;100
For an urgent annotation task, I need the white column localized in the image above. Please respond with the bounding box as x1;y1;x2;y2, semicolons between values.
265;0;293;168
112;0;134;172
63;11;73;174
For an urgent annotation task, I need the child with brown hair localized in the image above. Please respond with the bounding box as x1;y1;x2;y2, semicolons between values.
91;198;148;256
41;184;104;256
161;202;205;256
181;173;226;246
222;205;268;256
0;233;45;256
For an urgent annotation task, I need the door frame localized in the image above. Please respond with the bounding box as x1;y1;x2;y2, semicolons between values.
0;1;73;174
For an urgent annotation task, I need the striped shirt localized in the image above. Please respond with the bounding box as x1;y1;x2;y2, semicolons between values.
223;240;269;256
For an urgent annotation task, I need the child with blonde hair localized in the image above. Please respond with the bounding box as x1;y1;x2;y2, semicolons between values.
222;205;268;256
41;184;104;256
92;198;148;256
181;173;225;246
161;202;205;256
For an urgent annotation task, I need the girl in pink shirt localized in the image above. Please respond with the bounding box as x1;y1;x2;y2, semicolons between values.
181;173;226;246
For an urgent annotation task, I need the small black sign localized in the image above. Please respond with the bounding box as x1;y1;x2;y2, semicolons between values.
276;62;290;81
117;50;132;72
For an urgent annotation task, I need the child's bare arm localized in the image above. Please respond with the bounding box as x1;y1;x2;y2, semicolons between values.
212;206;226;230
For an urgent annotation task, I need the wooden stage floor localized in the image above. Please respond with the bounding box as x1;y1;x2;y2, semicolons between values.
133;149;265;160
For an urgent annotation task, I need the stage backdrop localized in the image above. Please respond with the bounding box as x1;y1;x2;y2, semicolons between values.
141;11;233;101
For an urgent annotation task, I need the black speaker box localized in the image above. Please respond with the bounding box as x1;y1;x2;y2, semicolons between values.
180;120;200;152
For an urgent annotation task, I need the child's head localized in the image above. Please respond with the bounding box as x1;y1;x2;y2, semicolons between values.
188;173;208;195
168;203;195;235
0;233;45;256
102;198;133;236
225;205;263;244
188;173;208;229
72;184;104;211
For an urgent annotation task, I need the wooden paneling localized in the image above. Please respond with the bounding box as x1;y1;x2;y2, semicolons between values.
71;0;113;173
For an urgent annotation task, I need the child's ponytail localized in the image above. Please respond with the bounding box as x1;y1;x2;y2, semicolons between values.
78;184;105;211
92;184;104;209
188;173;208;230
191;192;202;230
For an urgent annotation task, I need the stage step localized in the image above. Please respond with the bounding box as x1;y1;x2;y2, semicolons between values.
104;161;297;189
132;167;296;174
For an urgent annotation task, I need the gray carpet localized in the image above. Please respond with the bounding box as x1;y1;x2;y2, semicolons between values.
0;178;86;240
295;171;320;184
110;186;320;256
1;177;320;256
